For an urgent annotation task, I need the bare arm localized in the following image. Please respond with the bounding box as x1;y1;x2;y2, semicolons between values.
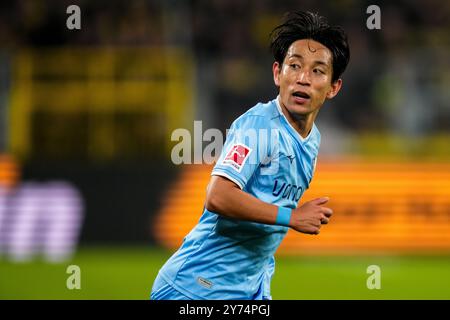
205;175;333;235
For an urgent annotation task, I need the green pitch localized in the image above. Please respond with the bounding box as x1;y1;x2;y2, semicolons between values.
1;247;450;299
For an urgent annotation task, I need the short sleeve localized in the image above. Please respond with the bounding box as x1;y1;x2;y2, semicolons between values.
212;114;272;189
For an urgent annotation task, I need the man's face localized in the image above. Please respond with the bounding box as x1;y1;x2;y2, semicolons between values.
273;39;342;118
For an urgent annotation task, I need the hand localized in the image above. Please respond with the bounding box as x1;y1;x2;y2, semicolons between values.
289;197;333;235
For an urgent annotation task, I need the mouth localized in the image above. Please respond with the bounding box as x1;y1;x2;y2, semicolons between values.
292;91;311;103
292;91;311;99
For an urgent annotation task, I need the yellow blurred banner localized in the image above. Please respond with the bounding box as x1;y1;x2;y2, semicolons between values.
154;160;450;255
9;47;195;161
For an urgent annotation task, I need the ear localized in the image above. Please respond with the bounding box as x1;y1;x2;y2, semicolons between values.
272;61;281;87
326;78;342;99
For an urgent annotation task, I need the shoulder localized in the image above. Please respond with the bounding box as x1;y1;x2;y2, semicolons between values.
231;99;279;130
307;123;321;152
312;123;321;142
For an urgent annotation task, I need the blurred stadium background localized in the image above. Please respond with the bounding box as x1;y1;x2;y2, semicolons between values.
1;0;450;299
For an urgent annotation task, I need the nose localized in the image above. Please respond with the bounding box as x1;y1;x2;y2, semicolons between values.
297;69;311;85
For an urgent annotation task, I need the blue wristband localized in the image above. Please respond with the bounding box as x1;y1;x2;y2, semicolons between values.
275;207;292;227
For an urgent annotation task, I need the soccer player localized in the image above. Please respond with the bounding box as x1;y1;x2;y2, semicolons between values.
151;10;350;300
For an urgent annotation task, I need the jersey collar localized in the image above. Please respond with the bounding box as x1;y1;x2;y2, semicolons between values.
275;96;315;143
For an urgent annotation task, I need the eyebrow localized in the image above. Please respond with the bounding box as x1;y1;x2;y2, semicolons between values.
287;53;329;67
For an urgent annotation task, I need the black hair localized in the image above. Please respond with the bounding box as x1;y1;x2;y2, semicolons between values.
270;11;350;83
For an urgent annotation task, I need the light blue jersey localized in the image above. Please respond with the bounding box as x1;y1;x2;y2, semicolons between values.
155;97;321;300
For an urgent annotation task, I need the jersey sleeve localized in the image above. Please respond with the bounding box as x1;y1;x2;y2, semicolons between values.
212;114;272;189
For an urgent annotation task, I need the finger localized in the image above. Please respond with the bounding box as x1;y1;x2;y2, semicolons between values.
303;226;320;235
322;207;333;217
312;197;329;205
320;216;330;224
310;219;321;228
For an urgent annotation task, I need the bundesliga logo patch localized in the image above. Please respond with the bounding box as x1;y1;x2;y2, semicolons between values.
222;143;252;172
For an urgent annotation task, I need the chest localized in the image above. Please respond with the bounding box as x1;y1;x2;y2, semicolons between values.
255;133;317;205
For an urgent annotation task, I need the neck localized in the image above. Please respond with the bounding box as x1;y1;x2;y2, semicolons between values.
278;98;317;139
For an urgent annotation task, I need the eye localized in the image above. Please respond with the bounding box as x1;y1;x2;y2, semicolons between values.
313;68;325;75
290;63;300;70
